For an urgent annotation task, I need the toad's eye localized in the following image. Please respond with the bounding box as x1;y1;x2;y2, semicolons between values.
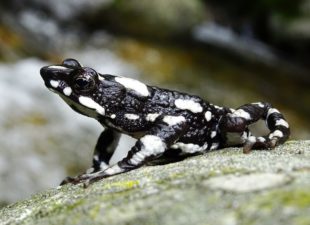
62;58;81;68
73;71;97;93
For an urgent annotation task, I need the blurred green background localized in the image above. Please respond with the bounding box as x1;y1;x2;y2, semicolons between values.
0;0;309;206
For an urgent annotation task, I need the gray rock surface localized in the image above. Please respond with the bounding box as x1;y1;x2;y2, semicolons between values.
0;140;309;225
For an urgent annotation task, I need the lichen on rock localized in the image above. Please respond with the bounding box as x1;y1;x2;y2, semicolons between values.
0;141;309;225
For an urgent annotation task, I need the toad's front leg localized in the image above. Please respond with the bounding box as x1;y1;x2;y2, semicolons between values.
60;128;120;185
79;117;188;187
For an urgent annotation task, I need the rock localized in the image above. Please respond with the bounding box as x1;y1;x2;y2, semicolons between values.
204;173;292;193
88;0;206;39
0;140;309;225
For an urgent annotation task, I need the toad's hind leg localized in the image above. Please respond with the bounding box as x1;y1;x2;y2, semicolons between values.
220;102;290;153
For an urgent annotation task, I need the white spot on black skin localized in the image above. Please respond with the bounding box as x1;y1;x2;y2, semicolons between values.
98;75;105;81
171;142;208;154
129;135;166;166
100;162;108;170
48;65;67;70
253;102;265;108
104;164;125;175
63;87;72;96
210;142;219;150
61;95;98;118
145;113;160;122
79;96;105;115
129;152;144;165
275;119;289;128
115;76;149;97
210;131;217;138
257;137;266;142
205;111;212;121
267;108;280;118
50;80;59;88
163;115;185;126
269;130;284;139
230;109;252;120
85;164;125;177
125;114;140;120
241;131;248;140
240;131;250;144
93;155;99;161
247;136;256;143
110;114;116;119
175;99;203;113
214;105;223;110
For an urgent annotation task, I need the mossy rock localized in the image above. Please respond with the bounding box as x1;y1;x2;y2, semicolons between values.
0;141;309;225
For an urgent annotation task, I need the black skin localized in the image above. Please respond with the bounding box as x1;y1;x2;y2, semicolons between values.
40;59;290;187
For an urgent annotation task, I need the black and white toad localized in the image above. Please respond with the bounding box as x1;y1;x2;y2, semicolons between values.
40;59;290;186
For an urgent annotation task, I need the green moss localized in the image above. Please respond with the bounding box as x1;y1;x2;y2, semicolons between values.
88;204;101;220
154;174;183;186
32;198;85;220
271;189;310;208
102;180;140;190
220;167;249;175
235;188;310;225
245;188;310;211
